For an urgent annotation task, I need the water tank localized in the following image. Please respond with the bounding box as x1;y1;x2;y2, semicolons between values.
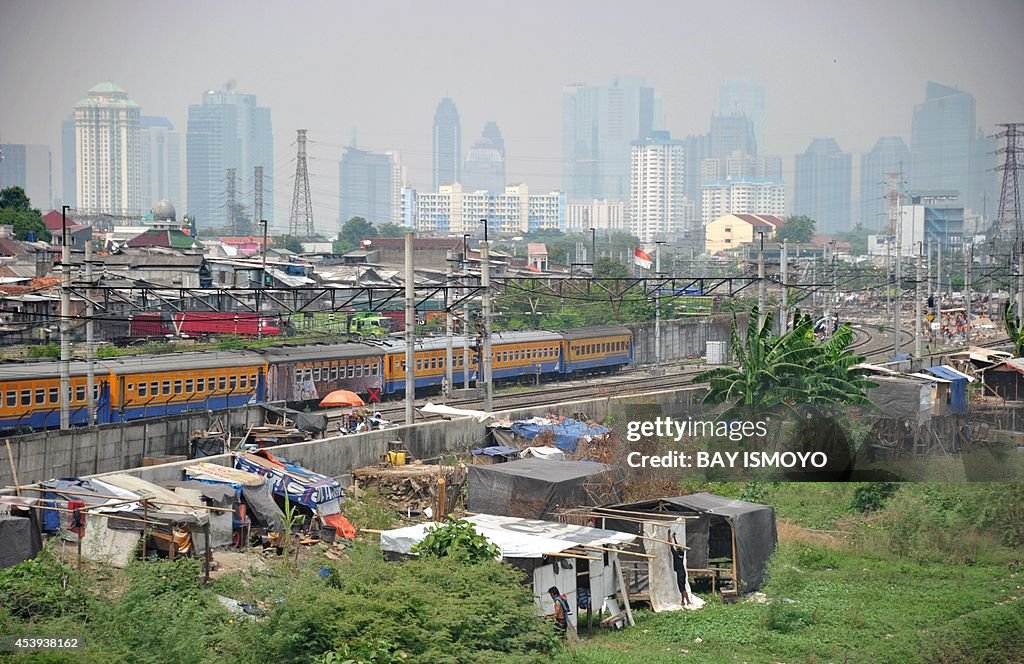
706;341;729;365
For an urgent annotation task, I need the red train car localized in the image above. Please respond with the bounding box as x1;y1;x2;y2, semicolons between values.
129;312;281;338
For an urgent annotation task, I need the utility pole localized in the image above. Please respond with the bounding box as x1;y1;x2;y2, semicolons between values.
85;237;95;426
254;166;263;225
823;242;832;339
444;249;454;402
966;243;973;345
59;205;71;430
258;219;268;339
226;168;237;235
654;242;664;375
757;233;766;329
1018;242;1024;320
480;240;493;413
404;232;415;424
779;239;788;334
915;241;923;359
887;169;903;358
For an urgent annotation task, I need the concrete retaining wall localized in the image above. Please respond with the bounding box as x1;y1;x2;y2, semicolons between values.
628;316;737;365
1;406;265;488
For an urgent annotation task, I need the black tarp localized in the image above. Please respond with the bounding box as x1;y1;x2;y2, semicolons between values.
240;483;284;532
261;405;327;434
468;458;623;519
0;514;41;568
604;493;777;593
162;480;237;508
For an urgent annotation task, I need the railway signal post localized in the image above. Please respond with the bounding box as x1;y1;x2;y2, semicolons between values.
405;232;415;424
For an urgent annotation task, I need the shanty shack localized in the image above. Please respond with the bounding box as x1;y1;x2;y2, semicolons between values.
981;358;1024;401
468;458;622;519
602;493;777;594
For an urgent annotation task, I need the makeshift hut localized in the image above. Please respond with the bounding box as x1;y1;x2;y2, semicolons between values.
0;496;43;568
981;358;1024;401
379;513;637;629
601;494;777;594
924;365;975;415
469;446;520;464
183;461;285;535
488;416;610;454
468;459;623;519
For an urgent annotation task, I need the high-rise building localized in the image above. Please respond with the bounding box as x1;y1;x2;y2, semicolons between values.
186;88;273;229
60;114;76;208
140;116;181;210
74;82;143;217
701;178;786;225
860;136;910;231
719;79;766;151
910;81;994;216
0;143;52;210
682;134;707;226
463;122;506;194
630;131;685;242
339;147;406;227
793;138;852;235
707;114;758;158
562;77;655;201
565;199;626;232
432;97;461;190
701;152;782;182
413;183;564;235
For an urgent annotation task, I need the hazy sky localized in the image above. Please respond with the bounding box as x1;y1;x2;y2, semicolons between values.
2;0;1022;233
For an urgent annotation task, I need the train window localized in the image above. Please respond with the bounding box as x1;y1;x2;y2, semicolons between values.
49;388;58;403
93;385;99;401
370;364;378;376
219;376;226;391
21;390;31;406
250;374;257;386
138;383;148;397
197;378;205;392
356;364;363;378
162;381;171;395
35;388;45;403
151;381;159;395
350;364;357;377
174;380;182;394
330;366;339;380
364;364;372;375
76;386;86;402
4;391;12;408
314;368;322;381
229;376;237;390
431;357;438;369
239;375;247;388
186;379;194;392
400;361;406;372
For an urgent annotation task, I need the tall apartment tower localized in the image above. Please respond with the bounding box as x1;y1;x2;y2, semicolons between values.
630;131;685;242
719;79;766;151
463;122;506;194
339;146;406;227
432;97;461;190
563;77;655;201
860;136;910;230
74;82;143;216
186;88;273;229
0;144;52;210
793;138;852;235
140;116;181;210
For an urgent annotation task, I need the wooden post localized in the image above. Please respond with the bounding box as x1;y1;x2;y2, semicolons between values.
203;521;212;585
730;517;739;594
614;557;635;627
436;477;447;519
5;440;20;496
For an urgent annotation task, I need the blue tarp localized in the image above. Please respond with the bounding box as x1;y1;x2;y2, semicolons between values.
509;418;610;453
925;365;969;414
471;446;520;457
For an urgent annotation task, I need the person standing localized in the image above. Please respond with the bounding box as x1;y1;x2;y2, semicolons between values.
548;586;571;634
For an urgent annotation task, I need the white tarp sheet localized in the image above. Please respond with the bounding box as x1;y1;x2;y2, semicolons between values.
643;520;704;612
421;402;493;422
520;446;566;461
379;513;635;559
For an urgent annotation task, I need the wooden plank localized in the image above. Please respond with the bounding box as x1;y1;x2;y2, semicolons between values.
614;557;635;627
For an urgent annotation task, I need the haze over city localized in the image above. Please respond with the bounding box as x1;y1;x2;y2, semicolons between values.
1;0;1023;233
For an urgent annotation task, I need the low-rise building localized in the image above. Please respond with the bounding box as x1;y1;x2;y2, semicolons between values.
704;213;783;254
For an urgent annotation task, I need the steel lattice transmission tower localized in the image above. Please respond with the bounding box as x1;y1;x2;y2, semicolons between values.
289;129;314;237
254;165;264;224
994;123;1023;244
226;168;237;235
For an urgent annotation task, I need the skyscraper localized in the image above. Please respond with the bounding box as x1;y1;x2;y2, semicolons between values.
793;138;852;235
463;122;506;194
74;82;143;216
186;88;273;229
562;77;654;201
339;147;405;227
707;114;757;158
860;136;910;230
60;114;75;208
140;116;181;209
0;143;52;210
719;79;766;151
432;97;461;190
910;82;978;211
630;131;685;242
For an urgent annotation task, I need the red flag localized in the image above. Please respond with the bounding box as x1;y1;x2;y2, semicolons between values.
634;248;653;269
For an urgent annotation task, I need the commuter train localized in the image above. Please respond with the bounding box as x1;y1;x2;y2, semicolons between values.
0;325;632;432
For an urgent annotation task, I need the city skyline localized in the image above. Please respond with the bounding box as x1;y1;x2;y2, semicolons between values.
1;1;1021;234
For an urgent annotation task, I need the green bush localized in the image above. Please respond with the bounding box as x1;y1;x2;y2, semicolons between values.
412;519;501;563
851;482;900;513
27;344;60;359
0;547;87;620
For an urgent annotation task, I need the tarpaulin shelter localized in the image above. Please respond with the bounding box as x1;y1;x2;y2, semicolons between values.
0;497;42;568
183;462;284;532
865;375;934;424
379;513;637;629
262;404;328;434
603;493;777;593
234;451;354;538
470;446;519;464
504;417;610;453
468;458;623;519
924;365;974;415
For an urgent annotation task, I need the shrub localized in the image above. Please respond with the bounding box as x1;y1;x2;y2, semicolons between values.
0;546;88;620
851;482;900;513
412;519;500;563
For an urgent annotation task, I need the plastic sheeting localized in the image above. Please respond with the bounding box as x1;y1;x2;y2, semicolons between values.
508;417;610;453
468;458;623;519
234;451;344;512
0;515;40;569
866;376;933;423
925;365;971;415
643;520;704;612
520;447;565;461
421;402;493;422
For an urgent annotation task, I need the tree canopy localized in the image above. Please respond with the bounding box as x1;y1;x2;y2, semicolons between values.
0;186;47;242
0;186;33;212
334;216;377;253
275;234;305;253
375;222;411;238
775;215;816;244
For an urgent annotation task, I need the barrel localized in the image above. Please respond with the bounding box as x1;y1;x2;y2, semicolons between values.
387;451;407;466
706;341;729;365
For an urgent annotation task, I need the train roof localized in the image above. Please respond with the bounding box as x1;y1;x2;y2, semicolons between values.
0;360;94;382
378;335;477;355
559;325;633;340
259;342;382;363
101;351;265;375
490;330;564;344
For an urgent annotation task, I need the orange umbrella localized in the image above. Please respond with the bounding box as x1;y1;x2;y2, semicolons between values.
319;389;366;408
